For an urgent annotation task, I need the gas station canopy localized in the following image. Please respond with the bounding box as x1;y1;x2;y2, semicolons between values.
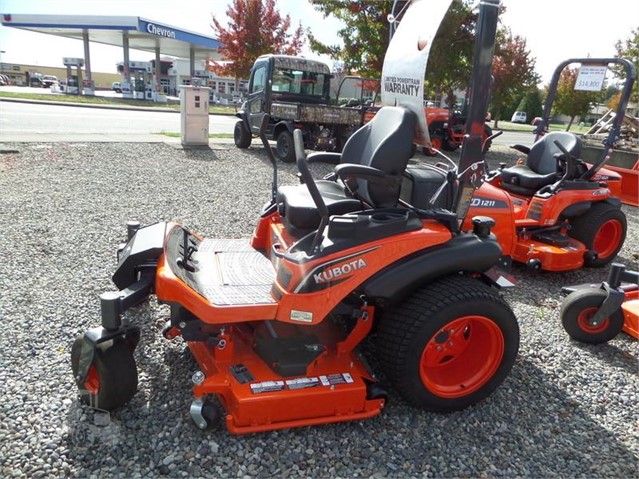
1;14;220;60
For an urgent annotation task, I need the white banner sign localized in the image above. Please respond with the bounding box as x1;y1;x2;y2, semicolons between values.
575;65;607;91
381;0;453;146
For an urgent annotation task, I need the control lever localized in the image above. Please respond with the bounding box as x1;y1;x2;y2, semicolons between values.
258;114;278;202
294;129;329;254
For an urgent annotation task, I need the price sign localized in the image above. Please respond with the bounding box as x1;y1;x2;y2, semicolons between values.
575;65;607;91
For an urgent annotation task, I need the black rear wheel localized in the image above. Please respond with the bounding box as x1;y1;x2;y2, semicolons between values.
233;120;252;148
569;202;627;267
276;130;296;163
560;289;624;344
71;336;138;411
377;275;519;411
441;139;460;152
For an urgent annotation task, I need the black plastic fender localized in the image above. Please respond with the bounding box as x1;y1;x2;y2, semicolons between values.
362;232;502;305
112;222;166;290
235;110;251;134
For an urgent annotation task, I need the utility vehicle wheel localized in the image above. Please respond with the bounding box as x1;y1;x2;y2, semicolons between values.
422;136;443;157
377;275;519;411
560;289;624;344
276;130;296;163
71;336;138;411
233;120;251;148
569;202;627;267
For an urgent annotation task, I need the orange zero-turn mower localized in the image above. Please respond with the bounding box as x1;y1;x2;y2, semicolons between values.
401;58;636;272
560;263;638;344
71;0;520;434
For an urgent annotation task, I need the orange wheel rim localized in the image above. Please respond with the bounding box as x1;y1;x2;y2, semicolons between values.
577;306;609;333
83;365;100;394
420;316;504;398
431;137;442;151
593;219;622;259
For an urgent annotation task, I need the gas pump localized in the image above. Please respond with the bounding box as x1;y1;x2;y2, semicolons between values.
62;57;83;95
118;61;152;100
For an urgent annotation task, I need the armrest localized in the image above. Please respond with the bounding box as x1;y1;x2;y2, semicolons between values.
334;163;400;185
306;152;342;164
510;144;530;155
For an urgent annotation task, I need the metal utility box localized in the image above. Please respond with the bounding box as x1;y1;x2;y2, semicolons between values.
180;86;210;146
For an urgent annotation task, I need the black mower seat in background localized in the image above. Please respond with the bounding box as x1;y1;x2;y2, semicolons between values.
277;106;417;235
501;132;582;196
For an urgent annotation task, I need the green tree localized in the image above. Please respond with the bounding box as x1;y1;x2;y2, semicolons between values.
307;0;477;93
513;88;544;122
489;30;540;128
614;27;639;103
210;0;304;83
554;67;601;131
306;0;395;78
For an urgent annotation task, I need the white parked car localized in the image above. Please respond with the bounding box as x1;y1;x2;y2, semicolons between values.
511;111;527;124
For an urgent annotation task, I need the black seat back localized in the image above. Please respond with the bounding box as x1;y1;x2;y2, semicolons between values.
341;106;417;207
527;132;582;175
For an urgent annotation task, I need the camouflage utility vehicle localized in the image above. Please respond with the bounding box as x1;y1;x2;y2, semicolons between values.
234;55;363;162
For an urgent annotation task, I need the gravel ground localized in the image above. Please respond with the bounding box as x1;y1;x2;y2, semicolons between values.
0;141;637;478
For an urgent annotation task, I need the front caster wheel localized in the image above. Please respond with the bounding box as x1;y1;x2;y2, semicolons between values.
560;289;624;344
190;397;222;430
377;275;519;411
71;336;138;411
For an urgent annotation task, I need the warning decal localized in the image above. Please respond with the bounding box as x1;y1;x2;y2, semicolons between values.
249;373;354;394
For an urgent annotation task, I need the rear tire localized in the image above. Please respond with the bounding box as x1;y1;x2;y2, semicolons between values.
377;275;519;411
71;336;138;411
233;120;252;148
569;202;627;267
560;289;624;343
276;130;296;163
441;139;460;152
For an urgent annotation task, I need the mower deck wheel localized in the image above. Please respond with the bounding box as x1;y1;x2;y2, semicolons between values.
190;397;222;430
560;289;624;344
569;202;627;267
377;275;519;411
71;336;138;411
233;120;252;149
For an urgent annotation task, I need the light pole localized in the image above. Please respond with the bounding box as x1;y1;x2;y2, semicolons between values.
0;51;5;83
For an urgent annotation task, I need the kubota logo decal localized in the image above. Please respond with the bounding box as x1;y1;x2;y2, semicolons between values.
294;246;379;294
313;258;367;284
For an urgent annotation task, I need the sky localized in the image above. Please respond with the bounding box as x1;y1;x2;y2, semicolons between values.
0;0;637;85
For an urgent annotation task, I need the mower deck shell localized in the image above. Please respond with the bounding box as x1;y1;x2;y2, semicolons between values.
187;316;384;434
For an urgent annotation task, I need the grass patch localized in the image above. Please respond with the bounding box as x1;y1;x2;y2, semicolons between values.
158;132;233;138
0;91;237;115
493;120;591;134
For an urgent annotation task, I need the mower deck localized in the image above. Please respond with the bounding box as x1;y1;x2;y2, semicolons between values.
187;317;384;434
621;291;638;338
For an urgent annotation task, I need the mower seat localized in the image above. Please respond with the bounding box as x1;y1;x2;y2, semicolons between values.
277;106;417;236
501;132;581;196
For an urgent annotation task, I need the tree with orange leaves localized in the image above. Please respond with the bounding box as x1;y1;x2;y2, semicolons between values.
210;0;304;85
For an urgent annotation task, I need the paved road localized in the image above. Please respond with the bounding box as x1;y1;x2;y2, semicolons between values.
0;97;533;148
0;100;237;142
